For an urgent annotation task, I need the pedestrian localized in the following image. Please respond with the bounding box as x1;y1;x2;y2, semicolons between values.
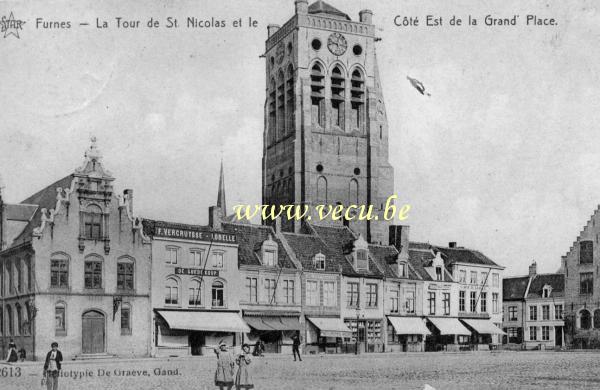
235;344;254;390
6;339;18;362
18;347;26;362
252;340;264;357
292;333;302;361
214;341;235;390
43;342;63;390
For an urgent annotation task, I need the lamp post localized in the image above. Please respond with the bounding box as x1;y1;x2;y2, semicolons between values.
355;308;360;355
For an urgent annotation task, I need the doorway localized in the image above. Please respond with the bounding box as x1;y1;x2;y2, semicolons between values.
555;326;563;347
82;310;105;354
190;332;205;356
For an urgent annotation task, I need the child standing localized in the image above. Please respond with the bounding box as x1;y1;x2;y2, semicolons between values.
235;344;254;390
214;341;235;390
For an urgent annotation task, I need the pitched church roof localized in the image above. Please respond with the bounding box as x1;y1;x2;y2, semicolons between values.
308;1;351;20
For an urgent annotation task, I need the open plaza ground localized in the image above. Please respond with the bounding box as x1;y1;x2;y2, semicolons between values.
2;351;600;390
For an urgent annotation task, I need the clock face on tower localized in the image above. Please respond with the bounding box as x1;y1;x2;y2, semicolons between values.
276;42;285;64
327;33;347;56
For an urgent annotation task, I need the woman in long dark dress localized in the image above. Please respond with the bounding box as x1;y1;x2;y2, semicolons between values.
214;341;235;390
6;340;18;362
235;344;254;390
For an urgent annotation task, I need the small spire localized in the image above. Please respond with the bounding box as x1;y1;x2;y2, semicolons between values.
217;159;227;216
85;135;102;162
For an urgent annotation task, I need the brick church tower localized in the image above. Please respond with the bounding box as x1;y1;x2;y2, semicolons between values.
261;0;394;244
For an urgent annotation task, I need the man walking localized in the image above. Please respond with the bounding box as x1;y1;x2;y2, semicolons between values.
43;342;63;390
292;333;302;361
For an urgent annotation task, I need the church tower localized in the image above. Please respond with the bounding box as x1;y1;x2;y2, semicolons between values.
261;0;394;244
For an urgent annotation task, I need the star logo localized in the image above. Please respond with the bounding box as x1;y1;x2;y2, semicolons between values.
1;12;26;39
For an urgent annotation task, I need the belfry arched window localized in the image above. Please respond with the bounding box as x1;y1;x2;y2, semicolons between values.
350;69;365;132
277;70;285;140
286;64;295;134
268;78;276;145
316;176;327;204
349;179;359;205
331;66;345;129
310;63;325;127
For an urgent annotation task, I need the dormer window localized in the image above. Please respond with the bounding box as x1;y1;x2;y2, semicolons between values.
261;236;278;267
399;262;407;277
436;266;442;281
356;249;368;270
542;285;552;298
314;253;326;270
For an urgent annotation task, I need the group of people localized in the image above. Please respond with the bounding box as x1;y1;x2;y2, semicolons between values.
4;339;26;362
214;342;254;390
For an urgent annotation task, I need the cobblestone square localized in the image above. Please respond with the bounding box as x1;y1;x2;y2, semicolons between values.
3;351;599;390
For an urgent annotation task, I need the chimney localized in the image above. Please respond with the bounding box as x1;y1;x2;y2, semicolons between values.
295;0;308;14
267;24;280;38
359;9;373;24
529;261;537;277
209;206;223;231
448;242;456;248
274;216;282;234
389;225;410;261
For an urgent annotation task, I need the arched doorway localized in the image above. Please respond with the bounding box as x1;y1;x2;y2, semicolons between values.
82;310;105;354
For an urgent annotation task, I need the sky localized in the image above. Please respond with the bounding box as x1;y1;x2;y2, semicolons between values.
1;0;599;277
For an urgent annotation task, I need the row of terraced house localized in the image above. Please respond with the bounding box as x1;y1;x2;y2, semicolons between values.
0;141;508;360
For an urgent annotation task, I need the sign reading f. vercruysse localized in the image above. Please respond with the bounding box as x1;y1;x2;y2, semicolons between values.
154;225;236;243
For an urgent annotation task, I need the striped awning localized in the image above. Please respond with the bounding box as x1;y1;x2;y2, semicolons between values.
157;310;250;333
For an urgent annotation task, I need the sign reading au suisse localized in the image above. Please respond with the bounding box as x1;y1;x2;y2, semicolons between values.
154;226;236;244
175;268;219;277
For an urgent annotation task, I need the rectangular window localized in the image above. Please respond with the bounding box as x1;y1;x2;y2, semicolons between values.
443;292;450;315
121;307;131;335
84;261;102;289
405;290;415;313
366;284;378;308
481;292;487;313
399;263;407;278
55;306;65;333
246;277;257;303
117;262;134;291
542;305;550;320
470;271;477;284
492;273;499;287
555;304;563;320
50;260;68;288
580;272;593;295
480;272;487;285
84;212;103;239
189;282;202;306
323;281;336;306
212;252;224;268
356;250;369;270
459;270;466;283
508;327;518;338
508;306;517;321
265;278;276;304
470;291;477;312
347;282;359;308
529;326;537;341
436;267;442;281
542;326;550;341
459;291;466;312
307;280;319;306
284;280;295;304
191;250;203;267
529;306;538;321
390;288;399;313
428;292;436;315
580;241;593;264
492;293;499;313
166;247;178;264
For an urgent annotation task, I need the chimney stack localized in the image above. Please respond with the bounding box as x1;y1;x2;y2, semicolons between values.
295;0;308;14
529;261;537;277
267;24;280;38
448;242;457;248
209;206;223;231
359;9;373;24
274;216;282;234
389;225;410;261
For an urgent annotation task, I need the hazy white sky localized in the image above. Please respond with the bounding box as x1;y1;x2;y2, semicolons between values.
1;0;599;276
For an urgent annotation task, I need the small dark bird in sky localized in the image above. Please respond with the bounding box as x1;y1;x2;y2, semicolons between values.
407;76;431;97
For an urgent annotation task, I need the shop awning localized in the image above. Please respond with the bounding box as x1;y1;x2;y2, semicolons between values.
157;310;250;333
427;317;471;336
387;316;431;335
243;316;301;331
461;319;506;335
307;317;352;338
